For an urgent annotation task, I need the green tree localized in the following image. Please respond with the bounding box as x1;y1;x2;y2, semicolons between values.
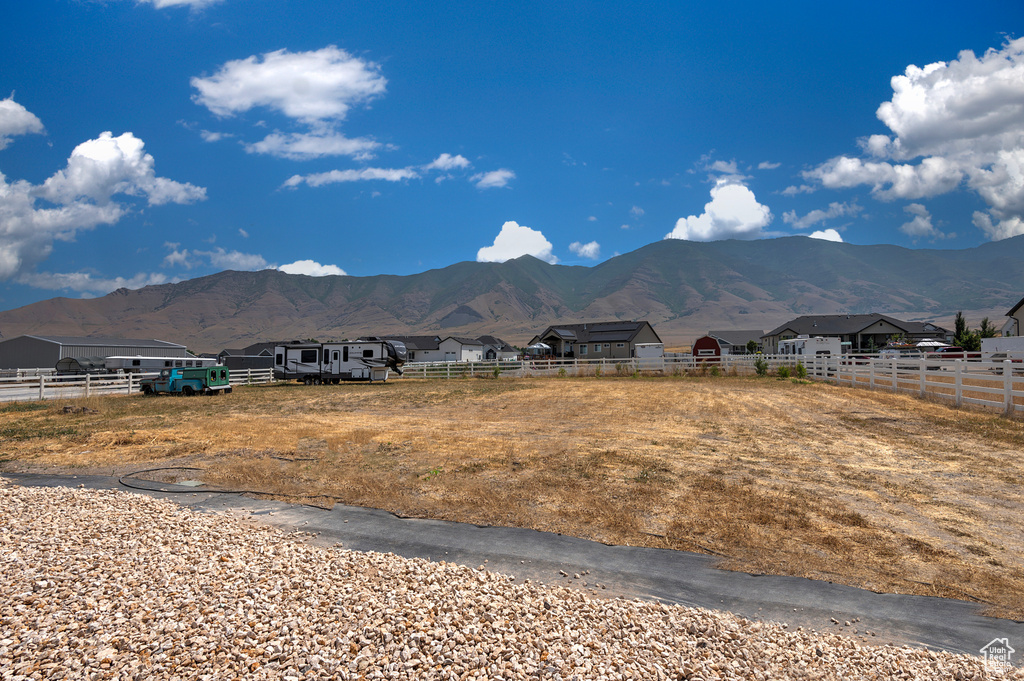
979;317;998;338
745;339;758;354
953;311;981;351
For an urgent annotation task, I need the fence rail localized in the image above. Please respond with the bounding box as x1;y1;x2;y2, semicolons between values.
0;368;276;403
6;355;1024;414
398;354;1024;414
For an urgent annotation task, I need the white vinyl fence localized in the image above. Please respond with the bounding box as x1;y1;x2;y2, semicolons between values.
398;353;1024;414
0;368;275;403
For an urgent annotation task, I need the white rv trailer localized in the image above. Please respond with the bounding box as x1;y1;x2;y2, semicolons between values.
104;356;217;374
273;339;408;384
777;335;842;356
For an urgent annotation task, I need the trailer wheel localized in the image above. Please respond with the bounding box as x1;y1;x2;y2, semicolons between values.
313;377;323;386
182;385;195;396
303;376;314;386
141;385;153;396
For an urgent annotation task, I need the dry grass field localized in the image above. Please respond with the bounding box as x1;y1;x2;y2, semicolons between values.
3;374;1023;619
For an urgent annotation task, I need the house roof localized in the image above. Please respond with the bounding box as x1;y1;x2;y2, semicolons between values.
477;335;516;352
444;336;484;346
763;314;947;338
534;320;660;345
382;335;442;351
708;330;764;347
18;335;185;348
1007;295;1024;318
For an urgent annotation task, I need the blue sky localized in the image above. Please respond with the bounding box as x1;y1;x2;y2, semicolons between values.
0;1;1022;310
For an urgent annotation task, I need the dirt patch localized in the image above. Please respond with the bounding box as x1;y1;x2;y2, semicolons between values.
3;376;1023;618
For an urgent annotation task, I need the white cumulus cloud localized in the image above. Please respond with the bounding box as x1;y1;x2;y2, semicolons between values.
192;46;386;124
477;221;557;264
425;153;471;171
0;96;45;150
282;166;420;188
278;260;347;276
245;130;381;161
569;241;601;259
665;180;773;241
803;38;1024;240
471;169;515;189
900;203;950;240
36;131;206;206
0;126;205;291
782;201;862;229
808;229;844;243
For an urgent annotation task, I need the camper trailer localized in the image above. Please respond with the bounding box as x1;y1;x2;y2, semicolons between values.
777;336;842;356
104;356;217;374
273;339;407;384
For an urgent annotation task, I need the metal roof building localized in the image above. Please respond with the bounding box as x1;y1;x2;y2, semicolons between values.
0;335;188;370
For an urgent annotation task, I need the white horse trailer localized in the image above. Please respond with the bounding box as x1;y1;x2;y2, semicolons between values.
273;339;407;384
104;356;217;374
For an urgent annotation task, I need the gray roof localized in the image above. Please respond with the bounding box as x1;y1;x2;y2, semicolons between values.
383;335;442;351
445;336;484;346
764;314;948;338
477;335;516;352
535;320;660;345
708;330;765;347
22;335;185;348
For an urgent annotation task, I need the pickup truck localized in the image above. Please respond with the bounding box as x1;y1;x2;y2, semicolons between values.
139;366;232;396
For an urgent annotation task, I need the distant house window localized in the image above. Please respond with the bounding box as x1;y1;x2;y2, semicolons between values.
185;361;193;367
165;360;173;367
132;359;141;366
175;360;183;367
580;345;588;355
616;343;625;348
698;349;716;356
604;344;610;349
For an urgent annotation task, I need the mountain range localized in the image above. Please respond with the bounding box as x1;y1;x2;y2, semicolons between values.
3;235;1023;353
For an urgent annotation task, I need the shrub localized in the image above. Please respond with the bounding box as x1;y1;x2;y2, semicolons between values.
754;356;769;376
493;365;501;379
795;361;807;379
557;367;567;378
777;365;791;379
709;365;721;378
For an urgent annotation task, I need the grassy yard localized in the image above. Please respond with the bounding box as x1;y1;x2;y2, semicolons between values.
3;374;1024;619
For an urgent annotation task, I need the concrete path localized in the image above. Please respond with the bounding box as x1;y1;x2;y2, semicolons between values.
5;472;1021;665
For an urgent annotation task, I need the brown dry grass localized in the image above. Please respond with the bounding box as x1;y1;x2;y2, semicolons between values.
3;375;1024;619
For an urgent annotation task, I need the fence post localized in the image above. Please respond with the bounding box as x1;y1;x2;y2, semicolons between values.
85;374;91;397
919;360;926;398
1004;360;1014;415
890;360;898;392
954;360;963;407
128;373;134;395
39;375;45;400
869;361;875;389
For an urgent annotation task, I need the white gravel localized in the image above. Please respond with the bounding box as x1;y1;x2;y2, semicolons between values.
1;480;1020;680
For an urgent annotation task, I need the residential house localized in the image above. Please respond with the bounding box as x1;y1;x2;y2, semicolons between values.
761;314;951;354
477;335;519;361
528;320;662;360
439;337;484;362
382;335;445;363
217;341;277;371
1003;296;1024;337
